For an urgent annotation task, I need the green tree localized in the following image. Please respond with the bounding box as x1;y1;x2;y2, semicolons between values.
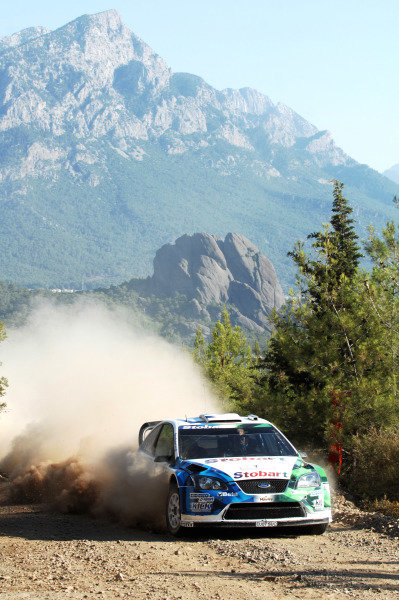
253;339;261;360
0;322;8;413
364;197;399;401
193;308;255;410
257;182;396;447
288;180;362;307
193;327;206;363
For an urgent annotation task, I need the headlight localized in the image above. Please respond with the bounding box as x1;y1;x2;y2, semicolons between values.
296;471;321;488
197;476;228;491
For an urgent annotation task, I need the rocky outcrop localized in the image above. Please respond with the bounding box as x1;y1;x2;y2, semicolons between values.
142;232;284;331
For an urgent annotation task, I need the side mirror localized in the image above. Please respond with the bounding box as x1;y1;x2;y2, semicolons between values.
299;451;308;458
154;455;174;465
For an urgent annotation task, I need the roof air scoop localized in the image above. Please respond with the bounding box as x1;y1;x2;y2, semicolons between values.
199;413;242;423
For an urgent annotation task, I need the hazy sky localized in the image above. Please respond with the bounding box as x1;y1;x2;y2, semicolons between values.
0;0;397;172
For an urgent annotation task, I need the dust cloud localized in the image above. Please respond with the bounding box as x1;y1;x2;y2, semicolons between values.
0;300;218;526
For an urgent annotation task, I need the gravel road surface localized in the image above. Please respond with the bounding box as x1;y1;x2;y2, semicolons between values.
0;482;398;600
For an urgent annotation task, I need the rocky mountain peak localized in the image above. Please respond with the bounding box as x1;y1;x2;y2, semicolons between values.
82;9;124;29
146;232;285;331
58;9;130;47
0;9;351;168
0;10;170;139
42;9;167;78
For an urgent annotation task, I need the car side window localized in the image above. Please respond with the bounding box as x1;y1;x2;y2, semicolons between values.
141;424;162;457
154;423;175;459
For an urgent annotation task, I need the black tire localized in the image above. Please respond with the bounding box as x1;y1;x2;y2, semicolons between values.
166;483;182;536
304;523;329;535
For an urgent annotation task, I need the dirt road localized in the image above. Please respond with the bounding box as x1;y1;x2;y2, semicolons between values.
0;483;398;600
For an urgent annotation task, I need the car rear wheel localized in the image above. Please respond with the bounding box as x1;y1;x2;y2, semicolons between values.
166;484;182;536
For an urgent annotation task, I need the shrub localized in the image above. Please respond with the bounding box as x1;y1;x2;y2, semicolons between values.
343;427;399;501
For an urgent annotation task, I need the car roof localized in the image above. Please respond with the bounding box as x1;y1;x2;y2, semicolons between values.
169;413;272;427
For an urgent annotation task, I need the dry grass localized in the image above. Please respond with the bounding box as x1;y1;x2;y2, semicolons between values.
362;497;399;519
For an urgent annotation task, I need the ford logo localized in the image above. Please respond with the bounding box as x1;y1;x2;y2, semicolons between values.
258;482;271;488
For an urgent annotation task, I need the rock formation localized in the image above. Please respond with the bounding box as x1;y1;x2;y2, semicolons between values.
140;232;285;331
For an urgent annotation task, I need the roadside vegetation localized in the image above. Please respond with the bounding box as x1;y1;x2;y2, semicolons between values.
1;180;397;511
0;321;7;413
193;182;399;510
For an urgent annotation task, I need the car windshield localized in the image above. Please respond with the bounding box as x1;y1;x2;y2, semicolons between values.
178;425;297;460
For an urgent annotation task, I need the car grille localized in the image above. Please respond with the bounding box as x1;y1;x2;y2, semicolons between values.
236;479;288;494
224;502;305;521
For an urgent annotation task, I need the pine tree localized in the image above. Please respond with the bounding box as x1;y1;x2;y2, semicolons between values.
329;180;363;280
193;327;206;363
253;339;261;360
192;308;255;409
289;180;362;308
256;182;394;446
364;197;399;402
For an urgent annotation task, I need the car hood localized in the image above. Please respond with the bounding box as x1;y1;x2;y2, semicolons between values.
186;456;299;481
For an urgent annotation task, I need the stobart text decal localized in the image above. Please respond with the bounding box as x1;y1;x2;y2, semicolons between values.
233;470;288;479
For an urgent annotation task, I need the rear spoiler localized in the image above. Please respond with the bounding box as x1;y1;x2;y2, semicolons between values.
138;421;162;446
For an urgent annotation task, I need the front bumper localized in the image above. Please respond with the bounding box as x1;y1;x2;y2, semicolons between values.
181;506;332;528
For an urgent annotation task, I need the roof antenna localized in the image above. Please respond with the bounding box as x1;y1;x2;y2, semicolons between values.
185;414;188;422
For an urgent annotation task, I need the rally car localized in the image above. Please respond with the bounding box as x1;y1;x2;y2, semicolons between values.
138;413;331;535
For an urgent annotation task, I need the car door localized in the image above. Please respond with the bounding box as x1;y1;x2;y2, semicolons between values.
139;423;163;466
150;423;176;490
139;422;175;474
153;423;175;466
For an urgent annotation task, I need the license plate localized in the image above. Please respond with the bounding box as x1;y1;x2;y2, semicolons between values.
255;520;278;527
181;521;194;528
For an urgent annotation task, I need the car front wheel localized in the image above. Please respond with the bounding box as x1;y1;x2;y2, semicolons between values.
303;522;329;535
166;484;182;536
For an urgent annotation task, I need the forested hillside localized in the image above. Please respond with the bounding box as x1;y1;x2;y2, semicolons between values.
0;10;397;289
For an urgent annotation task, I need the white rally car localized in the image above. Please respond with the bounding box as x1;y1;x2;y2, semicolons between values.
138;413;332;535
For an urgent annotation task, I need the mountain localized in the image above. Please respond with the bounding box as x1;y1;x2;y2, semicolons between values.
383;165;399;185
0;10;397;289
0;232;283;342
